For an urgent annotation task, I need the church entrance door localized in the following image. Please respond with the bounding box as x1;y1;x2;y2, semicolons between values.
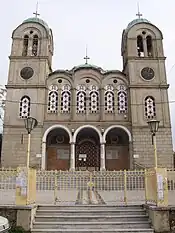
46;128;70;170
105;127;130;171
75;128;100;171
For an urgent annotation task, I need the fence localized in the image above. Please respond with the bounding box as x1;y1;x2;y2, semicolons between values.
36;170;146;205
0;168;175;206
0;168;16;205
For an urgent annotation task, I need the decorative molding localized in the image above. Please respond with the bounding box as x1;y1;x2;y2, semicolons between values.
6;85;46;89
129;84;169;89
9;55;49;60
127;56;166;60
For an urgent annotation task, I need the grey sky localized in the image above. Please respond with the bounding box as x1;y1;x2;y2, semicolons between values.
0;0;175;148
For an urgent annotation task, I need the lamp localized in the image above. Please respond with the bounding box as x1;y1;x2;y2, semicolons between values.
24;117;38;134
24;117;38;169
147;119;160;168
147;119;160;135
24;117;38;205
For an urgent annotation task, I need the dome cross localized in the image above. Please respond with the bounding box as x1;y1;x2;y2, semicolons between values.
33;2;40;18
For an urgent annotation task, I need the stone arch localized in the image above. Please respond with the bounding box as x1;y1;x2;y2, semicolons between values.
73;125;103;144
41;125;72;169
103;125;132;143
42;124;72;143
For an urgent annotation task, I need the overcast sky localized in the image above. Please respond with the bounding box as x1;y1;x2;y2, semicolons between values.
0;0;175;148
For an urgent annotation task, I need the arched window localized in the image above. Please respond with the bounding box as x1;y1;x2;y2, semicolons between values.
19;96;30;118
117;85;127;114
61;84;71;113
145;96;156;119
137;35;144;57
76;85;86;114
47;85;58;113
32;35;39;56
146;36;153;57
89;85;99;113
105;85;115;113
22;35;29;56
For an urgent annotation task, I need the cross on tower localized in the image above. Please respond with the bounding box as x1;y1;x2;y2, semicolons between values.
33;2;40;18
84;46;90;64
136;3;142;19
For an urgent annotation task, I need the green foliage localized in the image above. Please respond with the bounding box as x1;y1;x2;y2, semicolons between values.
9;226;30;233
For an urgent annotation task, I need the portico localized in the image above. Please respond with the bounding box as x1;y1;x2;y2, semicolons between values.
41;124;132;171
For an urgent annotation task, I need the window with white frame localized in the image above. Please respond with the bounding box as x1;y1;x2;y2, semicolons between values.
117;85;127;114
61;84;71;113
76;85;86;113
104;85;115;113
19;96;30;118
145;96;156;119
89;85;99;113
47;85;58;113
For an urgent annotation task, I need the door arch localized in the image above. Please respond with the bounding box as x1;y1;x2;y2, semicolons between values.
104;127;130;170
42;125;72;170
75;127;100;171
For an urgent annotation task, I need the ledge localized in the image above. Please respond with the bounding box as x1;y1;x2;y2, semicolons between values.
0;204;37;210
143;204;175;211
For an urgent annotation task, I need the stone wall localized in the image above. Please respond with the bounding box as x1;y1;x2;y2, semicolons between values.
169;208;175;232
132;127;174;168
0;206;36;231
1;127;42;168
144;205;175;232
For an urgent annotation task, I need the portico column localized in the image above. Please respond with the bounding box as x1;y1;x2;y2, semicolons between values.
70;142;75;170
129;141;134;169
41;141;46;170
100;143;106;171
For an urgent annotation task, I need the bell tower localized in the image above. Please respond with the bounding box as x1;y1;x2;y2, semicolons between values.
121;12;173;168
1;13;54;167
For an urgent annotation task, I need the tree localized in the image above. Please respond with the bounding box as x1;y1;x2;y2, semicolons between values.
0;85;6;133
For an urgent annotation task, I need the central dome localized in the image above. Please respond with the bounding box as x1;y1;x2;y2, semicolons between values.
126;18;150;31
23;17;49;31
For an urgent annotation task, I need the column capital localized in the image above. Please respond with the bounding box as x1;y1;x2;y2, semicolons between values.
70;142;75;145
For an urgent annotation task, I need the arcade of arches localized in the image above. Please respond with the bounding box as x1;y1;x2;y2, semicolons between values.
44;126;131;171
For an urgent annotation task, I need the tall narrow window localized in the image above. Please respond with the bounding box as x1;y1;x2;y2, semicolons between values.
32;35;39;56
61;84;71;113
89;85;99;113
146;36;153;57
76;85;86;114
145;96;156;119
117;85;127;114
19;96;30;118
137;35;144;57
47;85;58;113
105;85;115;113
22;35;29;56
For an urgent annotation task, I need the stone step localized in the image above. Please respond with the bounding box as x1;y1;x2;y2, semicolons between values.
31;229;154;233
32;221;151;229
37;204;144;211
36;209;146;216
35;215;149;222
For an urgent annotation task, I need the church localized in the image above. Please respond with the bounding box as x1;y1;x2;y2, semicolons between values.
1;12;174;171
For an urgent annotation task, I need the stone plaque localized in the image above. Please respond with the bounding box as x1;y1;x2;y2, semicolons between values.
57;149;69;160
107;150;119;160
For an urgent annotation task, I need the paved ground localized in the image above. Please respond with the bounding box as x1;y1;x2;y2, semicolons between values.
0;189;174;206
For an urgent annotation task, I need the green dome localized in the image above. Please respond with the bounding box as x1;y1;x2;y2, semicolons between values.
74;63;101;70
126;18;150;31
23;17;49;31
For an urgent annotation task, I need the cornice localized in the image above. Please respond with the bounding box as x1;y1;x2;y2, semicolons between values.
129;84;169;89
9;56;49;60
5;84;46;89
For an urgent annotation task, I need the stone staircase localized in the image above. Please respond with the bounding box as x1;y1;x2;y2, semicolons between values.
31;205;154;233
